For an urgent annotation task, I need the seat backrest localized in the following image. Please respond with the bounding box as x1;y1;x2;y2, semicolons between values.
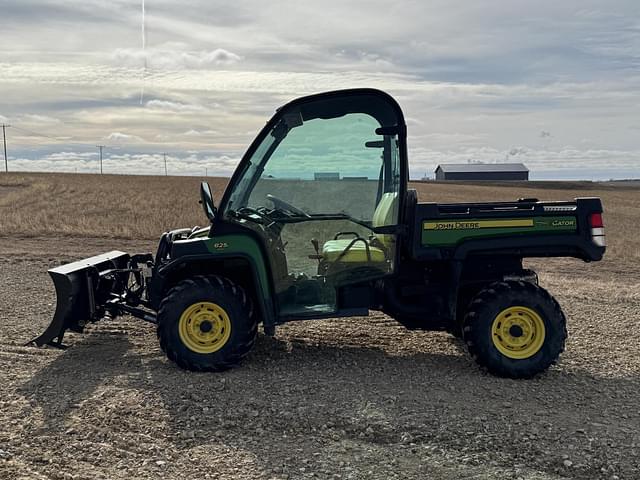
372;192;398;248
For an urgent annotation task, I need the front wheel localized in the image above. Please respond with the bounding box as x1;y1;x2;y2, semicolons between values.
462;281;566;378
157;275;257;371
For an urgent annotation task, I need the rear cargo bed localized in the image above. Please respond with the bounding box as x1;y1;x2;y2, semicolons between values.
411;197;605;261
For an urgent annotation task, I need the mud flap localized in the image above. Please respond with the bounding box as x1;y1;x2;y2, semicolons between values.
30;251;131;347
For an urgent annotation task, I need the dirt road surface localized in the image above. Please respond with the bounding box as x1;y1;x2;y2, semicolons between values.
1;237;639;479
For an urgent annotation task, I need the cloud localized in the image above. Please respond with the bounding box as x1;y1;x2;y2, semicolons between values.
334;49;394;69
111;46;242;70
1;1;639;180
508;147;528;157
10;150;241;176
106;132;144;143
20;114;60;124
9;150;100;174
45;151;97;161
422;132;488;144
145;100;205;112
182;129;219;137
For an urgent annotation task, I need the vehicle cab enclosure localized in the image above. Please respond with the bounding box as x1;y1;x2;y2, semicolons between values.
150;88;605;333
151;89;406;329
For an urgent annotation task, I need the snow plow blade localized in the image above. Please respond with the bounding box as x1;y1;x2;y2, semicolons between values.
30;251;131;347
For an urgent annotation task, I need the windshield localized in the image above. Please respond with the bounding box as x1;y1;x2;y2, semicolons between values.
225;95;401;224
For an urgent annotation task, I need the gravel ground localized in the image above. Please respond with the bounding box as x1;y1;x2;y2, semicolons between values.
0;237;639;480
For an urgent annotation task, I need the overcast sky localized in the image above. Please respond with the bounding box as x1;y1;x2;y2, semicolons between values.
1;0;639;179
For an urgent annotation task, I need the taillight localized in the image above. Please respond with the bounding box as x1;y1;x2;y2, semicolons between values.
589;213;605;247
589;213;603;228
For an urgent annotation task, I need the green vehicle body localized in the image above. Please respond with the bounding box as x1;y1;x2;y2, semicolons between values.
147;203;599;336
153;234;276;325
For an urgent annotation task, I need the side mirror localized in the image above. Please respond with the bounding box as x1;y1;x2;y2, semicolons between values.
199;182;217;222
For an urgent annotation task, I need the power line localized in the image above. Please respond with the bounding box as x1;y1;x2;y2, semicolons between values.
0;124;215;176
96;145;105;174
2;124;9;173
10;125;62;141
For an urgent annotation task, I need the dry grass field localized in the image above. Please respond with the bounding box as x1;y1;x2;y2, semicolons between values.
0;173;225;240
1;173;637;264
0;172;639;479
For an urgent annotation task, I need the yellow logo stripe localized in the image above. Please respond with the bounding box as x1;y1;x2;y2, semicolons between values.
424;219;534;230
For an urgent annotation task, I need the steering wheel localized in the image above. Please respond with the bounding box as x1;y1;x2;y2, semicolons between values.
266;194;310;218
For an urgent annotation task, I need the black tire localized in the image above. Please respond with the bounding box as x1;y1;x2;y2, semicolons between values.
462;280;566;379
157;275;257;372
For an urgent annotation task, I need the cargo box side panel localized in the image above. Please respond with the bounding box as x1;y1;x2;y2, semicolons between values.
421;216;577;247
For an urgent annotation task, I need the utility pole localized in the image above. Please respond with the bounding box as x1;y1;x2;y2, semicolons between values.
205;167;208;177
163;152;167;176
96;145;105;174
2;124;9;173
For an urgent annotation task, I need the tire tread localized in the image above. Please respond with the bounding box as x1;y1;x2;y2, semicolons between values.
462;280;566;379
157;275;257;372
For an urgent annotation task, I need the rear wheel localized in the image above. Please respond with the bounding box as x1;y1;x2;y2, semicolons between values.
462;281;566;378
157;275;257;371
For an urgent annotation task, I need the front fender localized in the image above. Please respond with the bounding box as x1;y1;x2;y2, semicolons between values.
150;235;275;326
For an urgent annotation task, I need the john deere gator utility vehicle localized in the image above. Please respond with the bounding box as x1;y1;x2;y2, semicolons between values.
31;89;606;378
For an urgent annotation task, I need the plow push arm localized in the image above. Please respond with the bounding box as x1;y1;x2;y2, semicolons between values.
29;251;155;348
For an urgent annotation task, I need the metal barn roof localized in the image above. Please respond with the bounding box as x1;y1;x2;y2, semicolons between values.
435;163;528;173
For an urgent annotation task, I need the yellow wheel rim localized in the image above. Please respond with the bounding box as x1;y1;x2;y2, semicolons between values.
491;306;546;359
178;302;231;354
